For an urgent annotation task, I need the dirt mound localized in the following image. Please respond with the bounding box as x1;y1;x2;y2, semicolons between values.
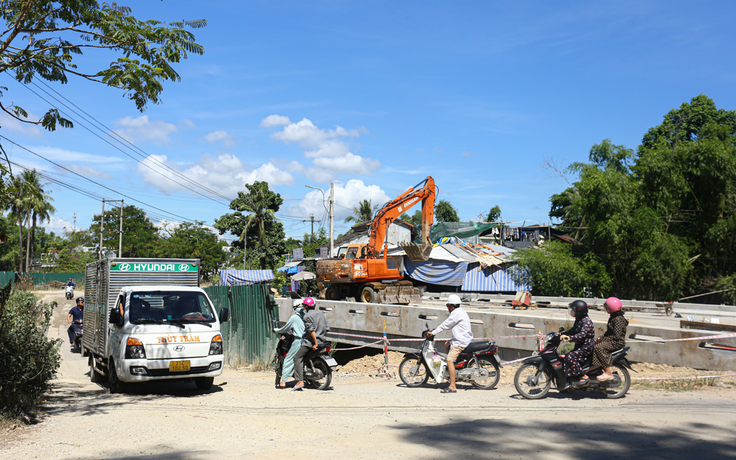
337;351;404;374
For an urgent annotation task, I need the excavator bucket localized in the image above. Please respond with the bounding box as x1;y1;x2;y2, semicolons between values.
402;242;433;261
379;283;422;305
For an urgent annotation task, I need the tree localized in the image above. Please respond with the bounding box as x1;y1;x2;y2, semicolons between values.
19;170;55;272
485;205;502;223
88;205;158;258
399;209;422;227
435;200;460;223
0;2;205;131
215;181;286;270
156;222;227;281
344;199;378;224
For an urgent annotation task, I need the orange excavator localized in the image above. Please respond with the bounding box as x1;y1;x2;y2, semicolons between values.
316;176;436;304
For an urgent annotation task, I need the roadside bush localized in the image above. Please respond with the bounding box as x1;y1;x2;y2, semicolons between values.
0;284;61;417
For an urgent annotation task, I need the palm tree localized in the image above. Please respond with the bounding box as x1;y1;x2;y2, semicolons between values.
344;199;378;224
231;181;282;269
8;175;28;272
21;170;55;271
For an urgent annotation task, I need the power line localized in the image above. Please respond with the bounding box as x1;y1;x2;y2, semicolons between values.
0;135;199;223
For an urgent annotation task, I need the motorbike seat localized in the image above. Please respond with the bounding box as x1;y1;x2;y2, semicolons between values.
462;341;491;354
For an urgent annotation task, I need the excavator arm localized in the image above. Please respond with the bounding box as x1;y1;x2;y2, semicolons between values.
366;176;436;259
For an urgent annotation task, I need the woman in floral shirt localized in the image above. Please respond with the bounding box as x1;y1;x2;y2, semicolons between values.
593;297;629;381
561;300;596;387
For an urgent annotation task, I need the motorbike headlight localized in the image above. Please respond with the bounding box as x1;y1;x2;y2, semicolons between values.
209;334;223;355
125;337;146;359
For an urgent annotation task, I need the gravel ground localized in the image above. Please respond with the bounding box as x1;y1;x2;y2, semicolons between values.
2;290;736;460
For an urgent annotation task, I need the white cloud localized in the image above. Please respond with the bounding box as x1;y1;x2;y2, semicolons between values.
203;130;236;147
113;115;178;143
31;146;125;164
60;163;113;180
260;114;291;127
287;179;391;223
41;216;73;235
0;111;44;137
180;119;196;128
136;152;295;198
263;115;380;178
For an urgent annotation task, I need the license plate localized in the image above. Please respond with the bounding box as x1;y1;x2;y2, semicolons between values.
323;357;338;367
169;360;190;372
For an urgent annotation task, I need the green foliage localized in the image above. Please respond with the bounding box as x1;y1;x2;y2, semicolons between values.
88;205;157;257
0;1;206;129
435;200;460;223
344;199;378;224
399;210;422;227
155;222;227;280
215;181;286;270
486;205;502;223
0;286;61;417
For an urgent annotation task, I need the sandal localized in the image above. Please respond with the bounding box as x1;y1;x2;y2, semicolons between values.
440;388;457;393
597;374;614;382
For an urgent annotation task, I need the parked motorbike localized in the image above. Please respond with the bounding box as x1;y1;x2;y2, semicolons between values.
65;285;74;300
301;344;337;390
71;319;84;353
399;327;501;389
514;330;633;399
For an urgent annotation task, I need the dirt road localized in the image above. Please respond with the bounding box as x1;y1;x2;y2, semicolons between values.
3;290;736;460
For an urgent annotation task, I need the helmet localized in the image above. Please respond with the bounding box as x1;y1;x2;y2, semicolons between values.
569;300;588;318
292;299;303;308
604;297;623;314
447;294;462;307
303;297;316;308
76;297;85;304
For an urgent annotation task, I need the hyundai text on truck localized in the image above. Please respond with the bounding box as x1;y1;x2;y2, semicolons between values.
83;258;229;393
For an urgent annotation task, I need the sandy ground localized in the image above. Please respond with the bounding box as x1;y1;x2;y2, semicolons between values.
2;290;736;460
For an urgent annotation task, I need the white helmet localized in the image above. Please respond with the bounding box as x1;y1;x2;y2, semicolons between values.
447;294;462;307
292;299;303;308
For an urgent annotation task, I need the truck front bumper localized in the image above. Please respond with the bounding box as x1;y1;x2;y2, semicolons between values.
118;356;224;382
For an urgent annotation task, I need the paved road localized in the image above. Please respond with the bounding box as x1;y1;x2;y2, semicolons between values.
2;292;736;460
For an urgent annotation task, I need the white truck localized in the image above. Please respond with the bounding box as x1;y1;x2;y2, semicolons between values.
83;258;229;393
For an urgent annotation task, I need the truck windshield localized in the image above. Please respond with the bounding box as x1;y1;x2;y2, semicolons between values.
129;291;216;324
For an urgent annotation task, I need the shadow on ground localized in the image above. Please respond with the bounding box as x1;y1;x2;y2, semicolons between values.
392;417;736;459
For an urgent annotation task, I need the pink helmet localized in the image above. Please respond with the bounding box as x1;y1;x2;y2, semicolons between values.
604;297;622;313
303;297;316;308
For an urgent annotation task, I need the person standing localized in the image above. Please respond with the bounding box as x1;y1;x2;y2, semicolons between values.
426;294;473;393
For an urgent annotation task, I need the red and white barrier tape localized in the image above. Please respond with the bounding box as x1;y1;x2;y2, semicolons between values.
635;332;736;343
327;331;540;343
331;340;384;352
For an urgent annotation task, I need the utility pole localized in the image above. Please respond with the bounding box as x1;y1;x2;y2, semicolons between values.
329;182;334;257
118;200;124;258
99;198;105;257
302;214;315;243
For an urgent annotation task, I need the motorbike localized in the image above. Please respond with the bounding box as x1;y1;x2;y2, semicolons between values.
301;343;338;390
65;285;74;300
71;319;84;353
398;326;501;390
514;330;633;399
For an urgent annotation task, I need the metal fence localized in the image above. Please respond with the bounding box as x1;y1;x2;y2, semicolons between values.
204;284;280;367
0;272;84;287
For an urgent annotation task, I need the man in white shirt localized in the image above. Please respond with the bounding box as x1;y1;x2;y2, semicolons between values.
426;294;473;393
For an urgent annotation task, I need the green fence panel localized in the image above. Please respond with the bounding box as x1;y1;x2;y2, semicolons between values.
0;272;15;286
204;284;279;367
24;273;85;287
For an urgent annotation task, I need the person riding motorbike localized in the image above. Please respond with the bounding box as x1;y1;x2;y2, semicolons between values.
292;297;330;391
273;299;306;388
560;300;595;387
425;294;473;394
67;278;75;287
67;297;84;348
593;297;629;381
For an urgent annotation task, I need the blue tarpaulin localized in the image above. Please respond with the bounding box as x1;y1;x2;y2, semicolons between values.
461;264;531;292
404;260;469;286
220;270;275;286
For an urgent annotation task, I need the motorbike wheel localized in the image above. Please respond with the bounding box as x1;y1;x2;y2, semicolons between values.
514;363;551;399
307;360;332;390
470;357;500;389
275;355;284;387
601;364;631;399
195;377;214;391
90;357;105;383
73;337;81;352
398;357;429;387
108;360;126;394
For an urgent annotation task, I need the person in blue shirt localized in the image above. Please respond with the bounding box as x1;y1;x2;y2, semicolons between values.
67;278;75;287
273;300;306;388
67;297;84;345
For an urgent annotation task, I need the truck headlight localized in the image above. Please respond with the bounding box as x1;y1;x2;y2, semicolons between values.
209;334;223;355
125;337;147;359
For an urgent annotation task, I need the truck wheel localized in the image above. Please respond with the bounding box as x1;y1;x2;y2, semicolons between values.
195;377;214;391
90;356;104;383
360;286;377;303
109;360;126;394
325;286;339;300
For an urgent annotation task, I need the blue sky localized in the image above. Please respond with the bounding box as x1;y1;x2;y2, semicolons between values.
2;1;735;242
